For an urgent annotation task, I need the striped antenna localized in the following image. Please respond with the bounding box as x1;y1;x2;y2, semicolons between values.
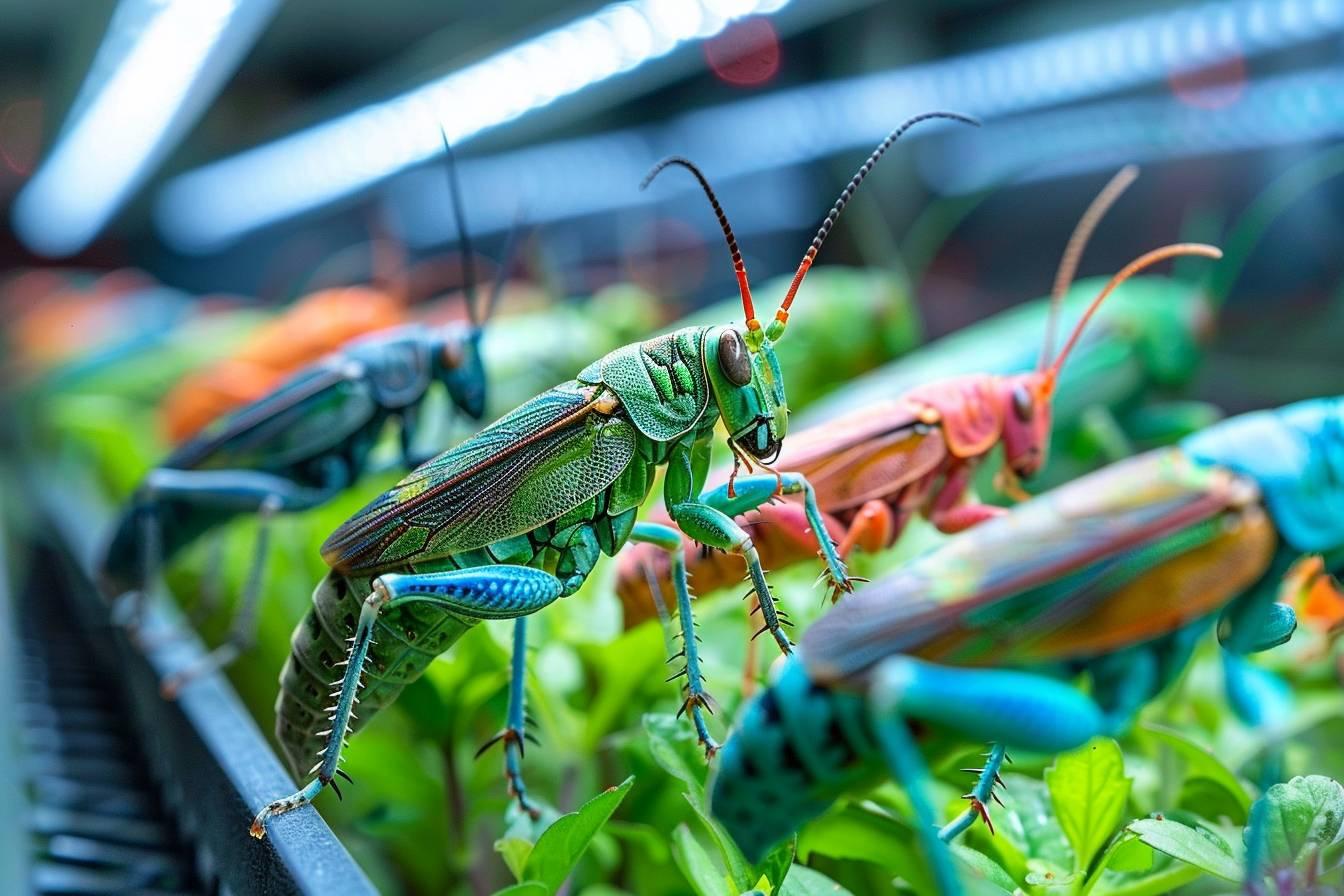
770;111;980;340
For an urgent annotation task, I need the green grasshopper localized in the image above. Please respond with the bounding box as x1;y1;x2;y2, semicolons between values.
249;111;981;839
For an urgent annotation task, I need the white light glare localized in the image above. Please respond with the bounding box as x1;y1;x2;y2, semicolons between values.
12;0;278;257
158;0;791;253
391;0;1344;244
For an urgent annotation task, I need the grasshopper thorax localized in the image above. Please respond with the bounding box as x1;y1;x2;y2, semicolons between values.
707;325;787;461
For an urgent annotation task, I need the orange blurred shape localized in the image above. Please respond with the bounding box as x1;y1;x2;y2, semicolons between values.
704;17;780;88
8;268;157;367
1284;555;1344;634
1168;55;1246;110
161;285;405;442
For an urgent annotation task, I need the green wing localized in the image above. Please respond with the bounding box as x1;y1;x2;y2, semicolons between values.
800;448;1242;685
322;384;636;573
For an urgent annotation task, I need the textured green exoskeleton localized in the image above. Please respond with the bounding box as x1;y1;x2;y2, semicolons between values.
249;112;978;839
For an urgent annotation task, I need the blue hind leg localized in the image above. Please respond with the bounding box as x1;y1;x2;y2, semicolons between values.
476;619;541;818
630;522;718;756
249;565;563;839
867;655;1126;896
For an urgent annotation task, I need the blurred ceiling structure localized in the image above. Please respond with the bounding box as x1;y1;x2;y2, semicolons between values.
3;0;1343;306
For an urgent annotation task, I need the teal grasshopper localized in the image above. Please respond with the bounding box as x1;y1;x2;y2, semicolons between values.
248;112;980;838
99;136;501;694
712;395;1344;894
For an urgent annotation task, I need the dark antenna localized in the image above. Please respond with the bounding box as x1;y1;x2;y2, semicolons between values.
439;126;479;328
642;156;758;331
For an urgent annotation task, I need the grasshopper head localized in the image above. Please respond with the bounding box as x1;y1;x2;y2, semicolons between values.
999;371;1055;479
433;324;487;420
707;325;787;461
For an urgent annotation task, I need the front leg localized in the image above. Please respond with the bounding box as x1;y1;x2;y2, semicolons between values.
666;499;793;655
697;472;855;606
927;463;1006;534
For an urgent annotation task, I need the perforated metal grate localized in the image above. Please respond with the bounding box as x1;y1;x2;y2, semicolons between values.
18;581;205;896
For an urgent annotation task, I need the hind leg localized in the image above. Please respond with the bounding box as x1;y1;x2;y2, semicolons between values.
476;618;541;817
250;565;564;839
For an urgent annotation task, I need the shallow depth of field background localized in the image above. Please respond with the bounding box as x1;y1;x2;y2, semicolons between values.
3;2;1344;895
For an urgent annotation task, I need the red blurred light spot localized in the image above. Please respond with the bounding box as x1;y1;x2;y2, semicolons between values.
704;18;780;88
0;98;43;175
1168;56;1246;110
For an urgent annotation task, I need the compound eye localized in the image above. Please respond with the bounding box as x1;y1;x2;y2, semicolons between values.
718;329;752;386
1012;384;1034;421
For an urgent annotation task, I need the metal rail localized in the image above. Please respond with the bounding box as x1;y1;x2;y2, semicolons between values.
8;469;376;896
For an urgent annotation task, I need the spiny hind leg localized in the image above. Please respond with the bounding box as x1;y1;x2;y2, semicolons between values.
250;565;563;839
630;522;718;757
476;618;541;818
866;656;1120;896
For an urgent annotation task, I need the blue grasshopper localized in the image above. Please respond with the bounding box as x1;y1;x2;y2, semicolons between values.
100;135;506;694
712;395;1344;894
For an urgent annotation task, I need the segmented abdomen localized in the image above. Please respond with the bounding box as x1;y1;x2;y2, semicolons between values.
275;570;475;779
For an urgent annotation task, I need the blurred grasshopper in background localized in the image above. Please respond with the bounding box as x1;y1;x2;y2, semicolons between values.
711;394;1344;896
100;137;506;695
617;169;1219;627
248;113;975;840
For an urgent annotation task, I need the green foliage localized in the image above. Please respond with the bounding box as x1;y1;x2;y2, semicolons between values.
1046;738;1133;873
38;291;1344;896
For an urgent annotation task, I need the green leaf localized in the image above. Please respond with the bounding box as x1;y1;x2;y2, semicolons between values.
777;864;856;895
1105;835;1154;874
1256;775;1344;875
754;836;796;891
1046;738;1132;872
525;777;634;892
990;773;1072;876
495;836;534;883
672;825;732;896
686;793;754;892
951;845;1017;895
490;885;548;896
1141;723;1252;817
1128;817;1241;881
643;713;707;797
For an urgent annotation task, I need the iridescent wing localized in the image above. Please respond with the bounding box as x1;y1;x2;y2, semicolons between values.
166;360;371;470
800;448;1250;685
322;385;636;573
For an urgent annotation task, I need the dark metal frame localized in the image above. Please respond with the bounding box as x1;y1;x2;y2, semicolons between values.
17;470;376;896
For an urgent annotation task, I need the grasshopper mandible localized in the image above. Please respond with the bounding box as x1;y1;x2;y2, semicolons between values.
249;112;977;839
100;136;503;695
711;395;1344;895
